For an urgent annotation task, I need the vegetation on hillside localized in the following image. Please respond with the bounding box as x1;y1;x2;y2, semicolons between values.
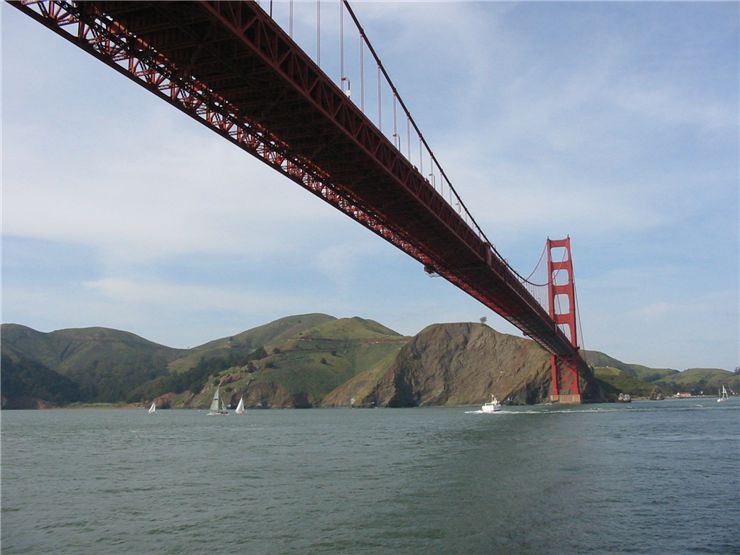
1;354;81;407
1;324;184;402
127;347;269;403
592;366;655;399
167;314;335;374
178;316;409;408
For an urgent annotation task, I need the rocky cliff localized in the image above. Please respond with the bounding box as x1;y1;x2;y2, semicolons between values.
324;323;602;406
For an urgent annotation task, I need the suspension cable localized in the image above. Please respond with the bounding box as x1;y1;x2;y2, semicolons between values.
523;242;548;283
574;276;585;351
342;0;547;288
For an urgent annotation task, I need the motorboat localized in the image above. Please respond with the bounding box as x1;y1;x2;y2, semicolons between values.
481;394;501;413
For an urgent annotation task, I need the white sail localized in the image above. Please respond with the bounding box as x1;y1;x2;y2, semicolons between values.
235;397;245;415
208;386;228;415
148;402;156;414
718;385;729;402
209;388;221;412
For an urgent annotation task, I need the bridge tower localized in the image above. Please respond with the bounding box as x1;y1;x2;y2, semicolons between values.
547;237;582;404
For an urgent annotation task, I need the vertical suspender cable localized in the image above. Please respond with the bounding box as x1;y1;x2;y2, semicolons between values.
289;0;293;37
406;117;411;159
339;1;344;85
317;0;321;66
393;94;398;149
360;36;364;111
377;65;381;131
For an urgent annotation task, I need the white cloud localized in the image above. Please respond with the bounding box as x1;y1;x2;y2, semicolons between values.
637;302;676;319
2;102;356;268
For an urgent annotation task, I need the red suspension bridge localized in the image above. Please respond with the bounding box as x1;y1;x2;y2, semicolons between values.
10;0;586;403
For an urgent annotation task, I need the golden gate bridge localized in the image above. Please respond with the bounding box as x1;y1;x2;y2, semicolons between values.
10;0;586;403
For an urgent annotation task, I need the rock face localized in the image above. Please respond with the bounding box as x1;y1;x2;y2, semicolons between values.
326;323;601;407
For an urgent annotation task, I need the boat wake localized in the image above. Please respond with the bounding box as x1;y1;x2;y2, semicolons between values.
465;408;624;415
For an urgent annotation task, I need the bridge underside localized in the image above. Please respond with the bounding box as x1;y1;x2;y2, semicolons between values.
13;0;580;364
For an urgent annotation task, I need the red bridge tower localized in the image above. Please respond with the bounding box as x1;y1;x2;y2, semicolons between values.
547;237;582;404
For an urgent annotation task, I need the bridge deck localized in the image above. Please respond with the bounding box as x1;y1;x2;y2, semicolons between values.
14;0;578;359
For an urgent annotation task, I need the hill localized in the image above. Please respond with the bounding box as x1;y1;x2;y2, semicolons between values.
1;353;82;408
584;349;737;398
325;323;603;407
592;366;656;399
654;368;740;395
1;324;185;402
582;350;678;382
179;316;409;408
167;313;336;373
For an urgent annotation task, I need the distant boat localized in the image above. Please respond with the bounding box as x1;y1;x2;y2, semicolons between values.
481;394;501;413
649;387;665;401
617;393;632;403
235;396;245;415
717;385;729;403
208;387;229;416
148;402;156;414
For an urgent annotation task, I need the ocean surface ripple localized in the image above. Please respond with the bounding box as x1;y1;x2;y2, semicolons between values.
2;399;738;554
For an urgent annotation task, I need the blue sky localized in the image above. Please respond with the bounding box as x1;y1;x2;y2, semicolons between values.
2;1;738;371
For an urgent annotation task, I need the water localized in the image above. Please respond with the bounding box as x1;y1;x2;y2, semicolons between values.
2;400;738;554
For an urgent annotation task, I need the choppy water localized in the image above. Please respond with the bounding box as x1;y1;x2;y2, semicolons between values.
2;399;738;554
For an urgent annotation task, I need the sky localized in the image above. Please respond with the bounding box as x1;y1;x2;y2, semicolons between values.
2;1;738;371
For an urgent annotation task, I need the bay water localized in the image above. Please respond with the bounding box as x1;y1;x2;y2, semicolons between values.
2;399;738;554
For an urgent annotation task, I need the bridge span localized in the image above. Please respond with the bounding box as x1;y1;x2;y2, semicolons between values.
11;0;585;401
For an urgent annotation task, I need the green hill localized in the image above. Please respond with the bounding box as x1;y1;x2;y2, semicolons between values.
1;324;185;402
584;350;736;398
654;368;740;395
625;364;679;383
592;366;655;399
167;313;335;374
184;316;409;408
583;350;678;381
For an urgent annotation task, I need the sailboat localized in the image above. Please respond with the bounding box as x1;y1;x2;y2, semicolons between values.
235;396;245;415
208;386;229;415
717;385;729;403
148;402;156;414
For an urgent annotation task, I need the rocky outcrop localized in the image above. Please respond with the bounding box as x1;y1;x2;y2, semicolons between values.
326;323;602;407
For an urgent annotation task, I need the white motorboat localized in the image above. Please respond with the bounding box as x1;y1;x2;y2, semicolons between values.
481;394;501;413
